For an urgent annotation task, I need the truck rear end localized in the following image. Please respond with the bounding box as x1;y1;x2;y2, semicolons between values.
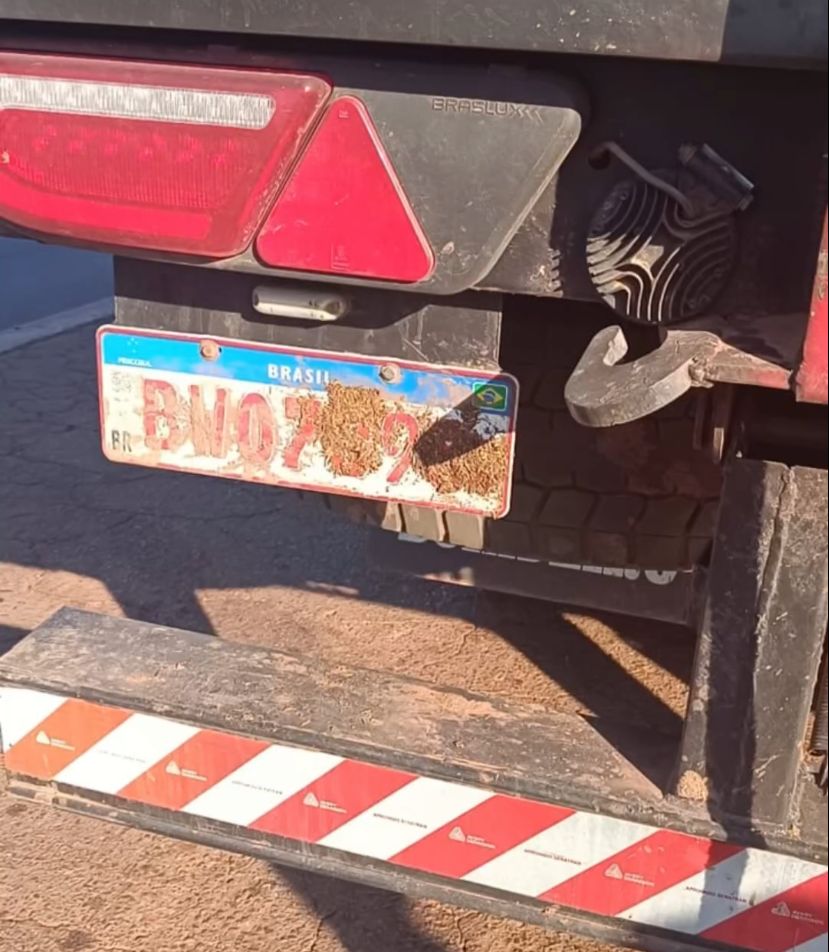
1;4;826;950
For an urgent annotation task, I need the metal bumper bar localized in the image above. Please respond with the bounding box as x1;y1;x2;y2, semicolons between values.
1;598;826;952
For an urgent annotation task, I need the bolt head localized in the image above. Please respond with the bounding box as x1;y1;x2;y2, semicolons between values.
379;364;401;384
199;340;221;361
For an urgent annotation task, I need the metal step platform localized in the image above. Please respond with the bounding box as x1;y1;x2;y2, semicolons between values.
1;460;827;952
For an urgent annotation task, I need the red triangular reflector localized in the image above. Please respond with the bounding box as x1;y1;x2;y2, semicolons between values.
255;97;434;283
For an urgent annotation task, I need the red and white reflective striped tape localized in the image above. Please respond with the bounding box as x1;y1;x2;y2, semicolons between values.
1;687;826;951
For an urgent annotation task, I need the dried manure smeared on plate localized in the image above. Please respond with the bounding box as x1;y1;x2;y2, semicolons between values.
319;382;386;478
415;406;508;498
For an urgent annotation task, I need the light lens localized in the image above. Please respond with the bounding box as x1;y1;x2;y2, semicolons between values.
0;53;331;256
255;96;434;283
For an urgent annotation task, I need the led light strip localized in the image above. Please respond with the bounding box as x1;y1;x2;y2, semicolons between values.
0;75;274;129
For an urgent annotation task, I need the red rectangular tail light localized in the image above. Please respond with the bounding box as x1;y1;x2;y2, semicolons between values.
0;53;331;256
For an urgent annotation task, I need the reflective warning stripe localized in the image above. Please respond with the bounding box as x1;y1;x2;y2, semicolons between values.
0;687;67;750
699;873;828;952
320;776;491;860
249;759;415;841
543;829;743;916
464;811;652;896
791;934;829;952
119;729;269;811
182;743;344;826
1;686;825;952
620;848;827;938
391;795;574;879
5;698;131;780
56;712;199;794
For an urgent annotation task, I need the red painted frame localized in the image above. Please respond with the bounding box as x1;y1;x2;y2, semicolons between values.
795;214;828;405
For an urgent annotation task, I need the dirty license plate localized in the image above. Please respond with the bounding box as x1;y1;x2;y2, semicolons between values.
97;327;519;517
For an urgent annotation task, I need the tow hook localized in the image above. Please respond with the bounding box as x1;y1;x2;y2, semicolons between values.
565;321;791;427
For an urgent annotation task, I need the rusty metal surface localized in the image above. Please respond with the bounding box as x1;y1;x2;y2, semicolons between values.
675;461;829;830
565;317;797;428
0;608;667;810
565;325;718;428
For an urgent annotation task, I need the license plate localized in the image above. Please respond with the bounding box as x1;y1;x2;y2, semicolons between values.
97;327;518;517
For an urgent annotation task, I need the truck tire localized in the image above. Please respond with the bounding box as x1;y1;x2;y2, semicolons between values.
303;305;723;570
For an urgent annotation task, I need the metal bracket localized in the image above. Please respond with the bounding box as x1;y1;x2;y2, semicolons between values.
565;322;793;427
674;461;828;828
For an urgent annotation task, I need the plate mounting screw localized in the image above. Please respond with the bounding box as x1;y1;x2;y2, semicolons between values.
379;364;401;384
199;340;221;361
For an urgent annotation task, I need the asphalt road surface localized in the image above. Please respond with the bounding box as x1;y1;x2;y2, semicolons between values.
0;239;112;331
0;323;695;952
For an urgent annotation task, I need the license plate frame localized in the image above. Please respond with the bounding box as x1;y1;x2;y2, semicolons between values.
96;326;519;517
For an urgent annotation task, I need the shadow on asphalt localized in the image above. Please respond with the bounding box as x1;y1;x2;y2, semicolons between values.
278;867;452;952
0;239;113;330
0;324;696;952
0;624;27;656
